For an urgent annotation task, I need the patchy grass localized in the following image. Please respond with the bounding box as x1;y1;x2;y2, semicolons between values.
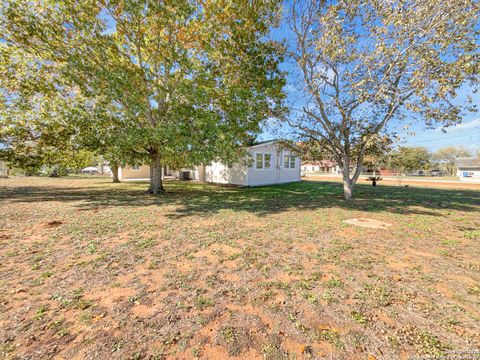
0;176;479;359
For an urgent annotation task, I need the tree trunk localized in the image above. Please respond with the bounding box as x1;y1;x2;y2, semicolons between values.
343;177;353;200
341;166;354;200
146;152;165;194
111;164;120;183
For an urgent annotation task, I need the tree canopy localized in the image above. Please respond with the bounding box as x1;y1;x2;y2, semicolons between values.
434;146;472;175
1;0;286;192
389;146;432;173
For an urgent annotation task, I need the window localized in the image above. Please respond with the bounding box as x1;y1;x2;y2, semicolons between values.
264;153;271;168
132;165;140;170
284;155;296;169
255;153;271;169
256;153;263;169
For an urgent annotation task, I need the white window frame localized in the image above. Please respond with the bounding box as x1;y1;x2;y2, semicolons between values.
254;152;272;170
283;154;296;169
132;165;140;170
264;153;271;169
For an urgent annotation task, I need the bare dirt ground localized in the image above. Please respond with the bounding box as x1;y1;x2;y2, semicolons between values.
1;177;479;359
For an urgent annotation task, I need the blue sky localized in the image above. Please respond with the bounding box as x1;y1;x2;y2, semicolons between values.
395;113;480;154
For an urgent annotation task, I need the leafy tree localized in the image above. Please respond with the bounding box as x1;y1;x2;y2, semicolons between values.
433;146;471;176
288;0;479;199
0;48;89;174
361;136;393;173
389;146;432;174
72;96;150;183
2;0;285;193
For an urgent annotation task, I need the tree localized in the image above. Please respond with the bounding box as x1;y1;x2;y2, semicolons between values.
389;146;432;174
0;43;94;175
434;146;471;176
288;0;479;199
361;135;393;173
2;0;285;194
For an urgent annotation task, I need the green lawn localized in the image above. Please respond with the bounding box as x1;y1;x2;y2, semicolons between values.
1;177;479;359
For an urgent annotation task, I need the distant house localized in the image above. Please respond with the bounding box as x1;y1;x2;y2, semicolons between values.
379;168;394;176
301;160;340;174
82;166;112;175
118;140;301;186
81;166;100;175
455;157;480;182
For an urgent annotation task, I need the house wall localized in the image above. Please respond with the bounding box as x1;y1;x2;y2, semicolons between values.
119;165;151;180
247;143;301;186
277;148;301;184
301;165;338;173
195;165;206;182
302;165;321;172
205;162;247;185
457;167;480;182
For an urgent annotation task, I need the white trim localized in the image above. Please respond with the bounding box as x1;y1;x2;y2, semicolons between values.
253;152;273;171
283;154;296;170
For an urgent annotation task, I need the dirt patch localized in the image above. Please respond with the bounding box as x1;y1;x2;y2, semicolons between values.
43;220;64;228
0;233;12;240
344;218;393;229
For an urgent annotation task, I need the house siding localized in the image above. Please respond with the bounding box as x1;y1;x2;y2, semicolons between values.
119;165;150;180
205;161;247;185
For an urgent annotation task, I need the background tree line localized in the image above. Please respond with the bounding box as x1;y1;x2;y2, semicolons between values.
369;145;474;176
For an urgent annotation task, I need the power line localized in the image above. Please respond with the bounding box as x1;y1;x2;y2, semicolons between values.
405;132;479;144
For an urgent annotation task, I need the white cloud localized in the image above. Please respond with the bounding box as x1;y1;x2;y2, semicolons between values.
438;117;480;134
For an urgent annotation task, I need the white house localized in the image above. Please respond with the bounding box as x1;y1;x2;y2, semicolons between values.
118;140;301;186
455;157;480;182
301;160;340;174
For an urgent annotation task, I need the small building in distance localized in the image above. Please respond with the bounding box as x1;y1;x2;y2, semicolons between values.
301;160;340;174
455;157;480;182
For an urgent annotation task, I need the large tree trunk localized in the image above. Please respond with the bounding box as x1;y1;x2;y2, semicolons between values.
342;171;354;200
146;152;165;194
341;156;362;200
111;163;120;183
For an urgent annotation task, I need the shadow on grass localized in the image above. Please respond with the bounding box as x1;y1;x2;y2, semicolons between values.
1;178;479;217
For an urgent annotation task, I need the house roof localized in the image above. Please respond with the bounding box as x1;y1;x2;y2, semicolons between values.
302;160;336;167
82;166;99;171
248;139;280;148
455;157;480;168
